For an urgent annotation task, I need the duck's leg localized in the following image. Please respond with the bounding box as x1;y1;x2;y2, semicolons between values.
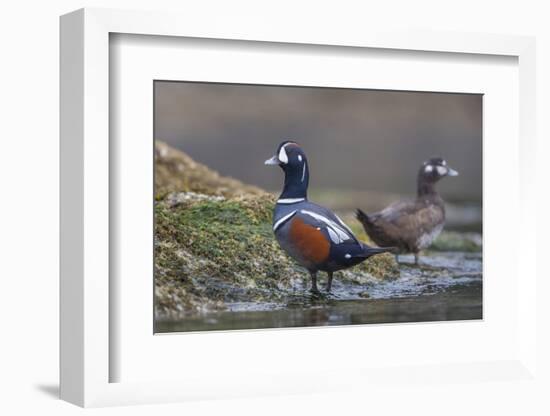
326;271;333;293
414;253;419;265
309;271;319;293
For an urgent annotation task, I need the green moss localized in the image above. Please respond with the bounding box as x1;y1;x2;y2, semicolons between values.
156;195;282;280
155;193;298;318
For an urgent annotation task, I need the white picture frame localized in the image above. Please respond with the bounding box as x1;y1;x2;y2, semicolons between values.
60;8;538;407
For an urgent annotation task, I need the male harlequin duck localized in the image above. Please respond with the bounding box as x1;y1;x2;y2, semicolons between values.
265;141;393;294
356;157;459;265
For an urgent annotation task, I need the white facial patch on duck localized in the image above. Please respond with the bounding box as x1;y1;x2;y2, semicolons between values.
300;210;351;244
278;144;289;164
424;165;433;173
436;166;447;176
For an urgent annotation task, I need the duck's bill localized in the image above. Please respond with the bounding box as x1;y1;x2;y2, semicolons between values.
264;155;280;165
447;168;459;176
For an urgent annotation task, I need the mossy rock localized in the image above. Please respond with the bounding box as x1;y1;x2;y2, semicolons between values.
155;192;398;319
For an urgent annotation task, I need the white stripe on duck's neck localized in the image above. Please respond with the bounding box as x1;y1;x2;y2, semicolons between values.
277;198;305;204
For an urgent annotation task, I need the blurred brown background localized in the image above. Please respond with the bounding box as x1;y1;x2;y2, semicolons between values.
154;81;482;204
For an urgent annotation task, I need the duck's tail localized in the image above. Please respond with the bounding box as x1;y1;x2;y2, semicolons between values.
356;208;374;230
350;244;396;259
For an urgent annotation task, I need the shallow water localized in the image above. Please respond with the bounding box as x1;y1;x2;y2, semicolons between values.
156;251;482;333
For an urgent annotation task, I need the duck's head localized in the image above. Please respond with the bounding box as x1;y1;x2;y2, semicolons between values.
265;141;309;199
265;141;307;170
419;157;459;181
417;157;458;195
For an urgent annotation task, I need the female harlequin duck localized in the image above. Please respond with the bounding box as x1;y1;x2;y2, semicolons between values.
356;157;459;265
265;141;393;294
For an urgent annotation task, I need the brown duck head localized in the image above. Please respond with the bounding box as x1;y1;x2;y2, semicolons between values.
417;157;459;197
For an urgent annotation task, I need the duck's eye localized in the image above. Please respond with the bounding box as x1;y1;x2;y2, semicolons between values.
298;155;303;162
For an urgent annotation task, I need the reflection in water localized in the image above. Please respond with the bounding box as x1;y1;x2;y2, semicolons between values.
157;283;481;333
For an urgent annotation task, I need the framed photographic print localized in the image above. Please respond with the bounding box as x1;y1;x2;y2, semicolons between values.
152;81;482;333
60;8;538;407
